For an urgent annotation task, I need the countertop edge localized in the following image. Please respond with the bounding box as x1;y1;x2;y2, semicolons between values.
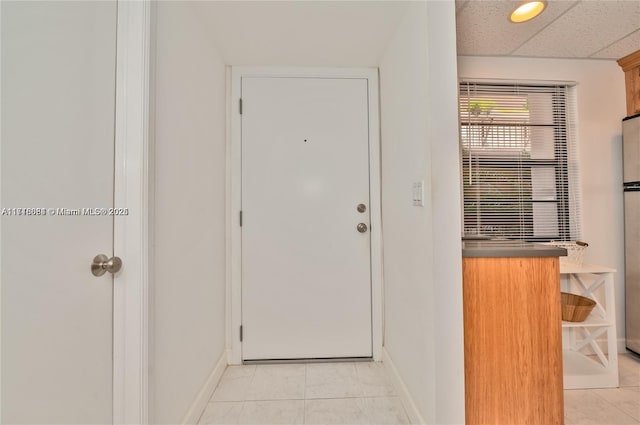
462;241;568;258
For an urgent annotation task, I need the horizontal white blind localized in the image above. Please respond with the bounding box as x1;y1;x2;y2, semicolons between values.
459;82;581;241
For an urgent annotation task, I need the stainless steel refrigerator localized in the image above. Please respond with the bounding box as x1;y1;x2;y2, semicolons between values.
623;112;640;355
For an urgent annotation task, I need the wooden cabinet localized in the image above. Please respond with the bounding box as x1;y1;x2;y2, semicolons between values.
618;50;640;116
463;256;564;425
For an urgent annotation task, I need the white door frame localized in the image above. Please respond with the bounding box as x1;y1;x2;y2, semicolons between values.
227;67;383;364
113;1;151;423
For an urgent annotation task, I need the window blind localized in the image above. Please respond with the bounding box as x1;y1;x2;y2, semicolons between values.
459;81;581;241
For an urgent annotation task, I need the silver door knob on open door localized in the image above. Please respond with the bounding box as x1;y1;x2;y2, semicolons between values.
357;223;368;233
91;254;122;277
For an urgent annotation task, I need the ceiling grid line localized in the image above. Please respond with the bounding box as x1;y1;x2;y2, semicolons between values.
590;27;640;58
506;0;583;56
456;0;640;60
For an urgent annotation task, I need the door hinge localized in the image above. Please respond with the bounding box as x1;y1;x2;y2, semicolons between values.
239;210;243;227
240;325;243;342
239;98;243;115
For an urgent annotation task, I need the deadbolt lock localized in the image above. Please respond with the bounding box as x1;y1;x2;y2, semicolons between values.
357;203;367;213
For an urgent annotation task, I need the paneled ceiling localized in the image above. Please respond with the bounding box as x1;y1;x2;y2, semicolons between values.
456;0;640;59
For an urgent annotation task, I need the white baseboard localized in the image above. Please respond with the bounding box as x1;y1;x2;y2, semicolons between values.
181;352;228;425
382;348;426;425
619;338;630;353
227;348;241;365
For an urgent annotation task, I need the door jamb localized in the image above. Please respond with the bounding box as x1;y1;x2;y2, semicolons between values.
227;67;383;364
113;1;151;423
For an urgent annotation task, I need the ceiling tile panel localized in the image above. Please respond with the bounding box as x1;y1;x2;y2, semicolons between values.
514;1;640;57
456;0;577;56
590;29;640;59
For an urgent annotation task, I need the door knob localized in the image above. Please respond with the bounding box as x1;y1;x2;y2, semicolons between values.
357;223;368;233
91;254;122;277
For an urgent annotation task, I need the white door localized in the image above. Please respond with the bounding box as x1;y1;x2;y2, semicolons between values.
241;77;373;360
2;2;117;423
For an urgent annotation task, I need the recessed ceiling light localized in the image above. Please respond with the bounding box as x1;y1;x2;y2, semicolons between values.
510;1;547;23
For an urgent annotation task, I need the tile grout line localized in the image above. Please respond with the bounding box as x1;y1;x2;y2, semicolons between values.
234;365;259;423
244;364;258;402
303;364;307;425
202;362;412;424
205;359;636;424
602;385;640;423
587;390;639;423
236;395;407;402
354;363;372;425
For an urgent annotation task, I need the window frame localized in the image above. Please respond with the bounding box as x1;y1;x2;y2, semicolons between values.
459;83;577;242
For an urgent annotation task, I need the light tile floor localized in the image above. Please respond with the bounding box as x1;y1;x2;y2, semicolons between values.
198;362;409;425
198;354;640;425
565;353;640;425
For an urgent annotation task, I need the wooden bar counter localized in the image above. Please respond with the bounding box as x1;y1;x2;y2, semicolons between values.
462;241;567;425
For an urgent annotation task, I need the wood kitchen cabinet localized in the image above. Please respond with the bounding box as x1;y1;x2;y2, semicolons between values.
462;242;565;425
618;50;640;116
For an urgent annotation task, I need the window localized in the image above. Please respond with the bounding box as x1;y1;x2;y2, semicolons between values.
459;82;581;241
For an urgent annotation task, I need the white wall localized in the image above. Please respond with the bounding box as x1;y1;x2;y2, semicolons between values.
457;56;628;347
380;4;435;419
152;3;227;423
380;2;464;423
152;2;466;423
190;1;410;68
426;2;466;424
